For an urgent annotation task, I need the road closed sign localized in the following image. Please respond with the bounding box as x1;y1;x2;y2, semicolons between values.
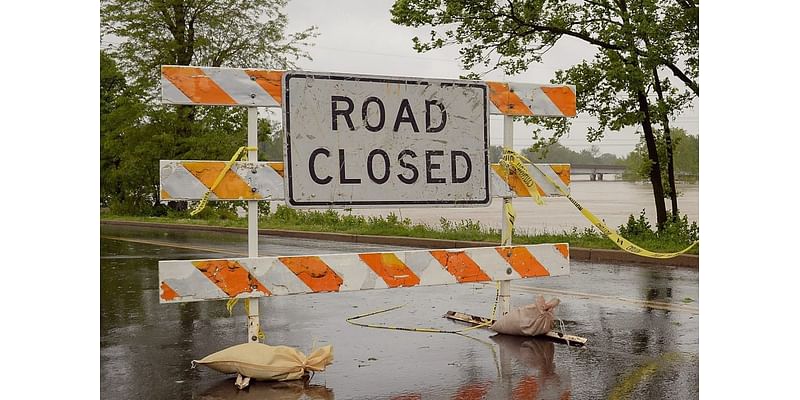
282;72;490;208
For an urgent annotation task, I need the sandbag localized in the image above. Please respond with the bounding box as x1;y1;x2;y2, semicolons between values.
193;343;333;381
490;295;560;336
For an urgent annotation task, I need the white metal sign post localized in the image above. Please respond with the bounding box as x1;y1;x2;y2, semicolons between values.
282;72;490;208
246;107;259;342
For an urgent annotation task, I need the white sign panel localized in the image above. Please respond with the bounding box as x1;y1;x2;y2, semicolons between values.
282;72;490;208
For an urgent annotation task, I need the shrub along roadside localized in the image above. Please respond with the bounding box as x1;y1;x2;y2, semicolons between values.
101;204;699;255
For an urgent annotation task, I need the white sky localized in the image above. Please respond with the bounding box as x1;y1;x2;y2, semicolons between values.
281;0;699;157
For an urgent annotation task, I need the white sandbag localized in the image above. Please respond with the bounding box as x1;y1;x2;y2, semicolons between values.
490;295;560;336
193;342;333;381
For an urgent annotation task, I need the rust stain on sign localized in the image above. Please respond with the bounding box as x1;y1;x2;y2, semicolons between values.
192;260;270;297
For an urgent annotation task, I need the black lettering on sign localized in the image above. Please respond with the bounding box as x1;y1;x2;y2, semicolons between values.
451;150;472;183
361;96;385;132
338;149;360;184
393;99;420;132
309;148;332;184
397;150;419;184
331;96;355;131
367;149;390;184
425;150;445;184
425;100;447;133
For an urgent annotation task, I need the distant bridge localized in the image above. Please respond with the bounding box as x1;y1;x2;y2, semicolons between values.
570;164;626;181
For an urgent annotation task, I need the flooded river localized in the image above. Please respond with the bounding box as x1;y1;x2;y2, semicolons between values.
345;179;699;234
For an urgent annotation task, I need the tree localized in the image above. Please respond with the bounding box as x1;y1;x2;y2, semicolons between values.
622;128;698;187
100;0;316;214
391;0;698;229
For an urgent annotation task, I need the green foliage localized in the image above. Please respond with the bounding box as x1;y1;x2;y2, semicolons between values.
488;143;622;165
618;209;699;245
622;128;699;185
101;0;317;94
100;1;316;215
391;0;699;229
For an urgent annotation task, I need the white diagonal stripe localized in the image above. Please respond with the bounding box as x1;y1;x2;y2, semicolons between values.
464;247;521;281
160;161;217;201
319;254;386;291
517;84;563;117
527;245;570;276
230;162;285;200
159;261;228;302
250;258;312;295
402;251;458;286
202;67;278;107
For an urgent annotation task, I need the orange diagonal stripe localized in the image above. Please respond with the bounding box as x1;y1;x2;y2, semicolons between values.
429;250;491;283
160;188;172;201
192;260;271;297
555;243;570;259
162;66;237;105
268;162;285;177
487;82;533;116
541;86;577;117
491;164;546;197
495;246;550;277
550;164;571;186
359;253;421;288
160;281;179;301
492;164;531;197
245;70;283;104
182;162;260;200
279;256;343;293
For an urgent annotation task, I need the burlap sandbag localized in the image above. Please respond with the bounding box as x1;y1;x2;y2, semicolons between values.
490;296;560;336
193;343;333;381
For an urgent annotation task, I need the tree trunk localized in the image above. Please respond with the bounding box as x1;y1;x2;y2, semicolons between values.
636;90;668;229
652;67;679;219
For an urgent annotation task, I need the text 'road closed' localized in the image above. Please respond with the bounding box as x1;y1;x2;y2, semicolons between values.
284;72;489;207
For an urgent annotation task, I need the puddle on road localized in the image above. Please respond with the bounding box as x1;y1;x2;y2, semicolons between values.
100;226;698;399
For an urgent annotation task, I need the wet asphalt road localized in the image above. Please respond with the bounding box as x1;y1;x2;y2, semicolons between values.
100;224;698;399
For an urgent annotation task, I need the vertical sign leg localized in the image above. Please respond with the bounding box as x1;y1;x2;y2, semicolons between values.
247;107;261;342
499;116;514;316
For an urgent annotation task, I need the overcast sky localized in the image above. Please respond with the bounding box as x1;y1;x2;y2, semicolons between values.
280;0;699;157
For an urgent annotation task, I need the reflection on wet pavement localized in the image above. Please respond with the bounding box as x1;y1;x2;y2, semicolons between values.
100;224;698;399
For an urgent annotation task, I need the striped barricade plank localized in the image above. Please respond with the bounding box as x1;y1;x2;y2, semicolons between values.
486;81;577;117
160;161;570;201
162;66;282;107
161;66;576;117
158;244;570;303
159;160;285;201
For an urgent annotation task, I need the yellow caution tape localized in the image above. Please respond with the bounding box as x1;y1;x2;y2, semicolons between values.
346;282;500;335
502;148;698;259
502;201;515;246
190;146;258;216
500;148;544;205
226;297;266;340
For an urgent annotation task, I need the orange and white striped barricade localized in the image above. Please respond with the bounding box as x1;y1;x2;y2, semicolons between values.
159;160;570;202
159;244;569;303
161;66;576;117
158;66;577;350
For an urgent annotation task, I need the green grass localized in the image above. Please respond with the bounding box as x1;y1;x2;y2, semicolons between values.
101;205;699;255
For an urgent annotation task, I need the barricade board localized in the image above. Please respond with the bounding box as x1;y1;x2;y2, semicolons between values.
161;66;576;117
159;244;570;303
159;160;570;202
